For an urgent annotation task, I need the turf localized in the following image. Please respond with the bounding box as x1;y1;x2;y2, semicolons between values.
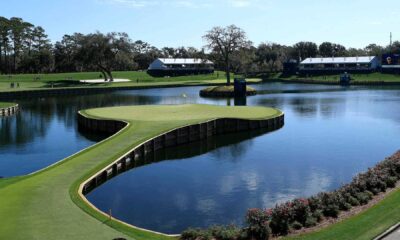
0;104;281;240
0;102;15;108
0;71;263;92
285;187;400;240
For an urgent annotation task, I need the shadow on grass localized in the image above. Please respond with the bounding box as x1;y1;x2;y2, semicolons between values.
42;80;106;88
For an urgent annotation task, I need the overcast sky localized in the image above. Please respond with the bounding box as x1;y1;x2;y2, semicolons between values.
2;0;400;49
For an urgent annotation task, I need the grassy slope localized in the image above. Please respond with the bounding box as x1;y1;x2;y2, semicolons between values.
0;104;281;240
0;71;263;92
286;188;400;240
0;102;15;108
277;72;400;83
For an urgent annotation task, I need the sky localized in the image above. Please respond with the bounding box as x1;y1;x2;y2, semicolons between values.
2;0;400;49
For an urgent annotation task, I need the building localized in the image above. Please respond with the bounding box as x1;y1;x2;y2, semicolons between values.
299;56;379;74
147;58;214;77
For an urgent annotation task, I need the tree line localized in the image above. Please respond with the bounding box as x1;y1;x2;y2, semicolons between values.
1;16;400;77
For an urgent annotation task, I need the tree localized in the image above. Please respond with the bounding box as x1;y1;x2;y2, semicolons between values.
9;17;33;72
203;25;251;85
364;43;383;56
76;32;134;81
318;42;346;57
54;34;84;72
132;40;160;70
0;16;10;73
230;46;256;74
293;41;318;60
319;42;334;57
255;43;288;72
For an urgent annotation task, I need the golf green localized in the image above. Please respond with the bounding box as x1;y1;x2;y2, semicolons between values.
0;104;282;240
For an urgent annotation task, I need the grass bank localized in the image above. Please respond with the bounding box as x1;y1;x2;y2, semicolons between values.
0;71;261;93
270;72;400;84
0;104;281;240
285;186;400;240
0;102;16;108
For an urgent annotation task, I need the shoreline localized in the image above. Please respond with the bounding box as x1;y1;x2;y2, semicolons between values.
269;78;400;86
0;80;262;100
2;77;400;100
76;107;285;236
0;103;19;116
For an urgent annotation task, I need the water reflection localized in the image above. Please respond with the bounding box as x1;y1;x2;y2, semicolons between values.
1;83;400;233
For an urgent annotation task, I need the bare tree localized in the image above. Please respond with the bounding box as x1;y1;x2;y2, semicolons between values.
203;25;251;85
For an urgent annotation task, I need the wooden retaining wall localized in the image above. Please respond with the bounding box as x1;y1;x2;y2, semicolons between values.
77;112;284;195
0;104;19;117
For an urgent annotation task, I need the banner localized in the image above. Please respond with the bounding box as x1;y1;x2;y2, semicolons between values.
382;54;400;65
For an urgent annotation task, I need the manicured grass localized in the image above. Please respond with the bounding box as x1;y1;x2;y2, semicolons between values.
0;71;263;92
285;188;400;240
277;72;400;83
0;104;281;240
0;71;228;82
0;102;15;108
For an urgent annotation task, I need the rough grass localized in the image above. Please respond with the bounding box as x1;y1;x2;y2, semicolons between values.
0;104;281;240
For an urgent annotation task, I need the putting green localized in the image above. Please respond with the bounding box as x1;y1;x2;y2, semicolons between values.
0;104;282;240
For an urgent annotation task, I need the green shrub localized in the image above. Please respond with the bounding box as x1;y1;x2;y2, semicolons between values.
308;196;322;212
304;217;318;227
181;228;212;240
311;209;323;221
347;196;360;206
355;192;372;205
291;221;303;230
291;198;310;225
270;203;291;235
323;204;340;218
210;225;241;240
385;176;398;188
245;208;271;240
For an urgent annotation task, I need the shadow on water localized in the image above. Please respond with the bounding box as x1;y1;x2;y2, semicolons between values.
85;126;281;195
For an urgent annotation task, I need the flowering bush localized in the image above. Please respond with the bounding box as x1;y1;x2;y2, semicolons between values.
269;202;292;235
291;198;310;225
180;152;400;240
245;208;271;240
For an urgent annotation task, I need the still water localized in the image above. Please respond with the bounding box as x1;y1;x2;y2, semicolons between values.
1;83;400;233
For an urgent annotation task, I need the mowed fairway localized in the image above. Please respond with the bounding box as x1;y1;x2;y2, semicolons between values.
0;71;262;92
0;105;281;240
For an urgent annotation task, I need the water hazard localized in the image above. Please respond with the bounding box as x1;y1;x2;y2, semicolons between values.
1;83;400;233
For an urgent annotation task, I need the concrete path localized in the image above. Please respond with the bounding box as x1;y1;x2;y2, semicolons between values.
382;226;400;240
375;223;400;240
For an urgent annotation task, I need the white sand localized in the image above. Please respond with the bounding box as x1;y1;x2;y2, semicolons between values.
79;78;131;83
